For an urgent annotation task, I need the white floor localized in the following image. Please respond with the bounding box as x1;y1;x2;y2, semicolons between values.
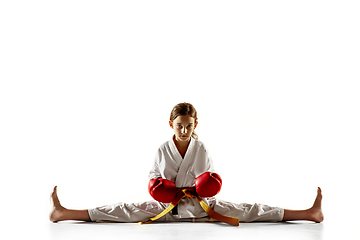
2;184;359;240
3;218;358;240
47;221;324;240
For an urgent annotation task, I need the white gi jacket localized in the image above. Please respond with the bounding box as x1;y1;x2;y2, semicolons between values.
148;136;214;219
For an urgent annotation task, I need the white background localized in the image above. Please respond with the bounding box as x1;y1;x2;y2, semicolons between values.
1;0;359;238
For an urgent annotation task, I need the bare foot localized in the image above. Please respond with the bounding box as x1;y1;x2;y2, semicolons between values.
49;186;67;222
307;187;324;223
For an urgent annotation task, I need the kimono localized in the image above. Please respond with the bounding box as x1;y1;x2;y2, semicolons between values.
88;137;284;223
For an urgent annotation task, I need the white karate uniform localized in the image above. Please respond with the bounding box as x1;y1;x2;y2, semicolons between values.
88;137;284;223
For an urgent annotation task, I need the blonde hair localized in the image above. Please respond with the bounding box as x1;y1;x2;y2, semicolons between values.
170;102;198;139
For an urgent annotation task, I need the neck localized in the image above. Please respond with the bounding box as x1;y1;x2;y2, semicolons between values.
173;136;191;158
173;136;191;149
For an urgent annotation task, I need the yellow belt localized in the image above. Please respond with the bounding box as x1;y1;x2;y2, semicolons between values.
139;188;239;226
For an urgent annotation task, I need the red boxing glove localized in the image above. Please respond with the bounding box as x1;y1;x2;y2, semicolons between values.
195;172;222;198
148;178;179;203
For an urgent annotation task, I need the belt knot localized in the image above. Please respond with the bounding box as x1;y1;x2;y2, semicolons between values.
139;187;239;226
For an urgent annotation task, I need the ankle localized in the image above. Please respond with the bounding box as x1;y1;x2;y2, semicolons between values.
50;207;67;222
307;207;324;223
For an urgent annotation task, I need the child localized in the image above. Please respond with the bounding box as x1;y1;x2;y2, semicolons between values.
50;102;323;224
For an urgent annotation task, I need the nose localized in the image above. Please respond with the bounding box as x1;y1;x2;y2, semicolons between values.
181;127;187;134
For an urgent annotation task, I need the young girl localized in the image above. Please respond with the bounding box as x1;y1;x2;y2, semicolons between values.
50;102;323;225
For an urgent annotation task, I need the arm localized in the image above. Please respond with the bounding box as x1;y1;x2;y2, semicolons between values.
194;144;222;198
148;149;179;203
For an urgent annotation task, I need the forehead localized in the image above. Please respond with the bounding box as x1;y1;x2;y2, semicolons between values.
173;115;195;124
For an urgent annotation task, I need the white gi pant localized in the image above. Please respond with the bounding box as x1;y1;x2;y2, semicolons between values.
88;198;284;223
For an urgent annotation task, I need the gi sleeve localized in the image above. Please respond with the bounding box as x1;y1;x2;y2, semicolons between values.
204;145;215;173
148;149;162;180
193;142;216;178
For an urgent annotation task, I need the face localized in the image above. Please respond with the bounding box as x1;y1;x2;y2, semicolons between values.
169;115;198;143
